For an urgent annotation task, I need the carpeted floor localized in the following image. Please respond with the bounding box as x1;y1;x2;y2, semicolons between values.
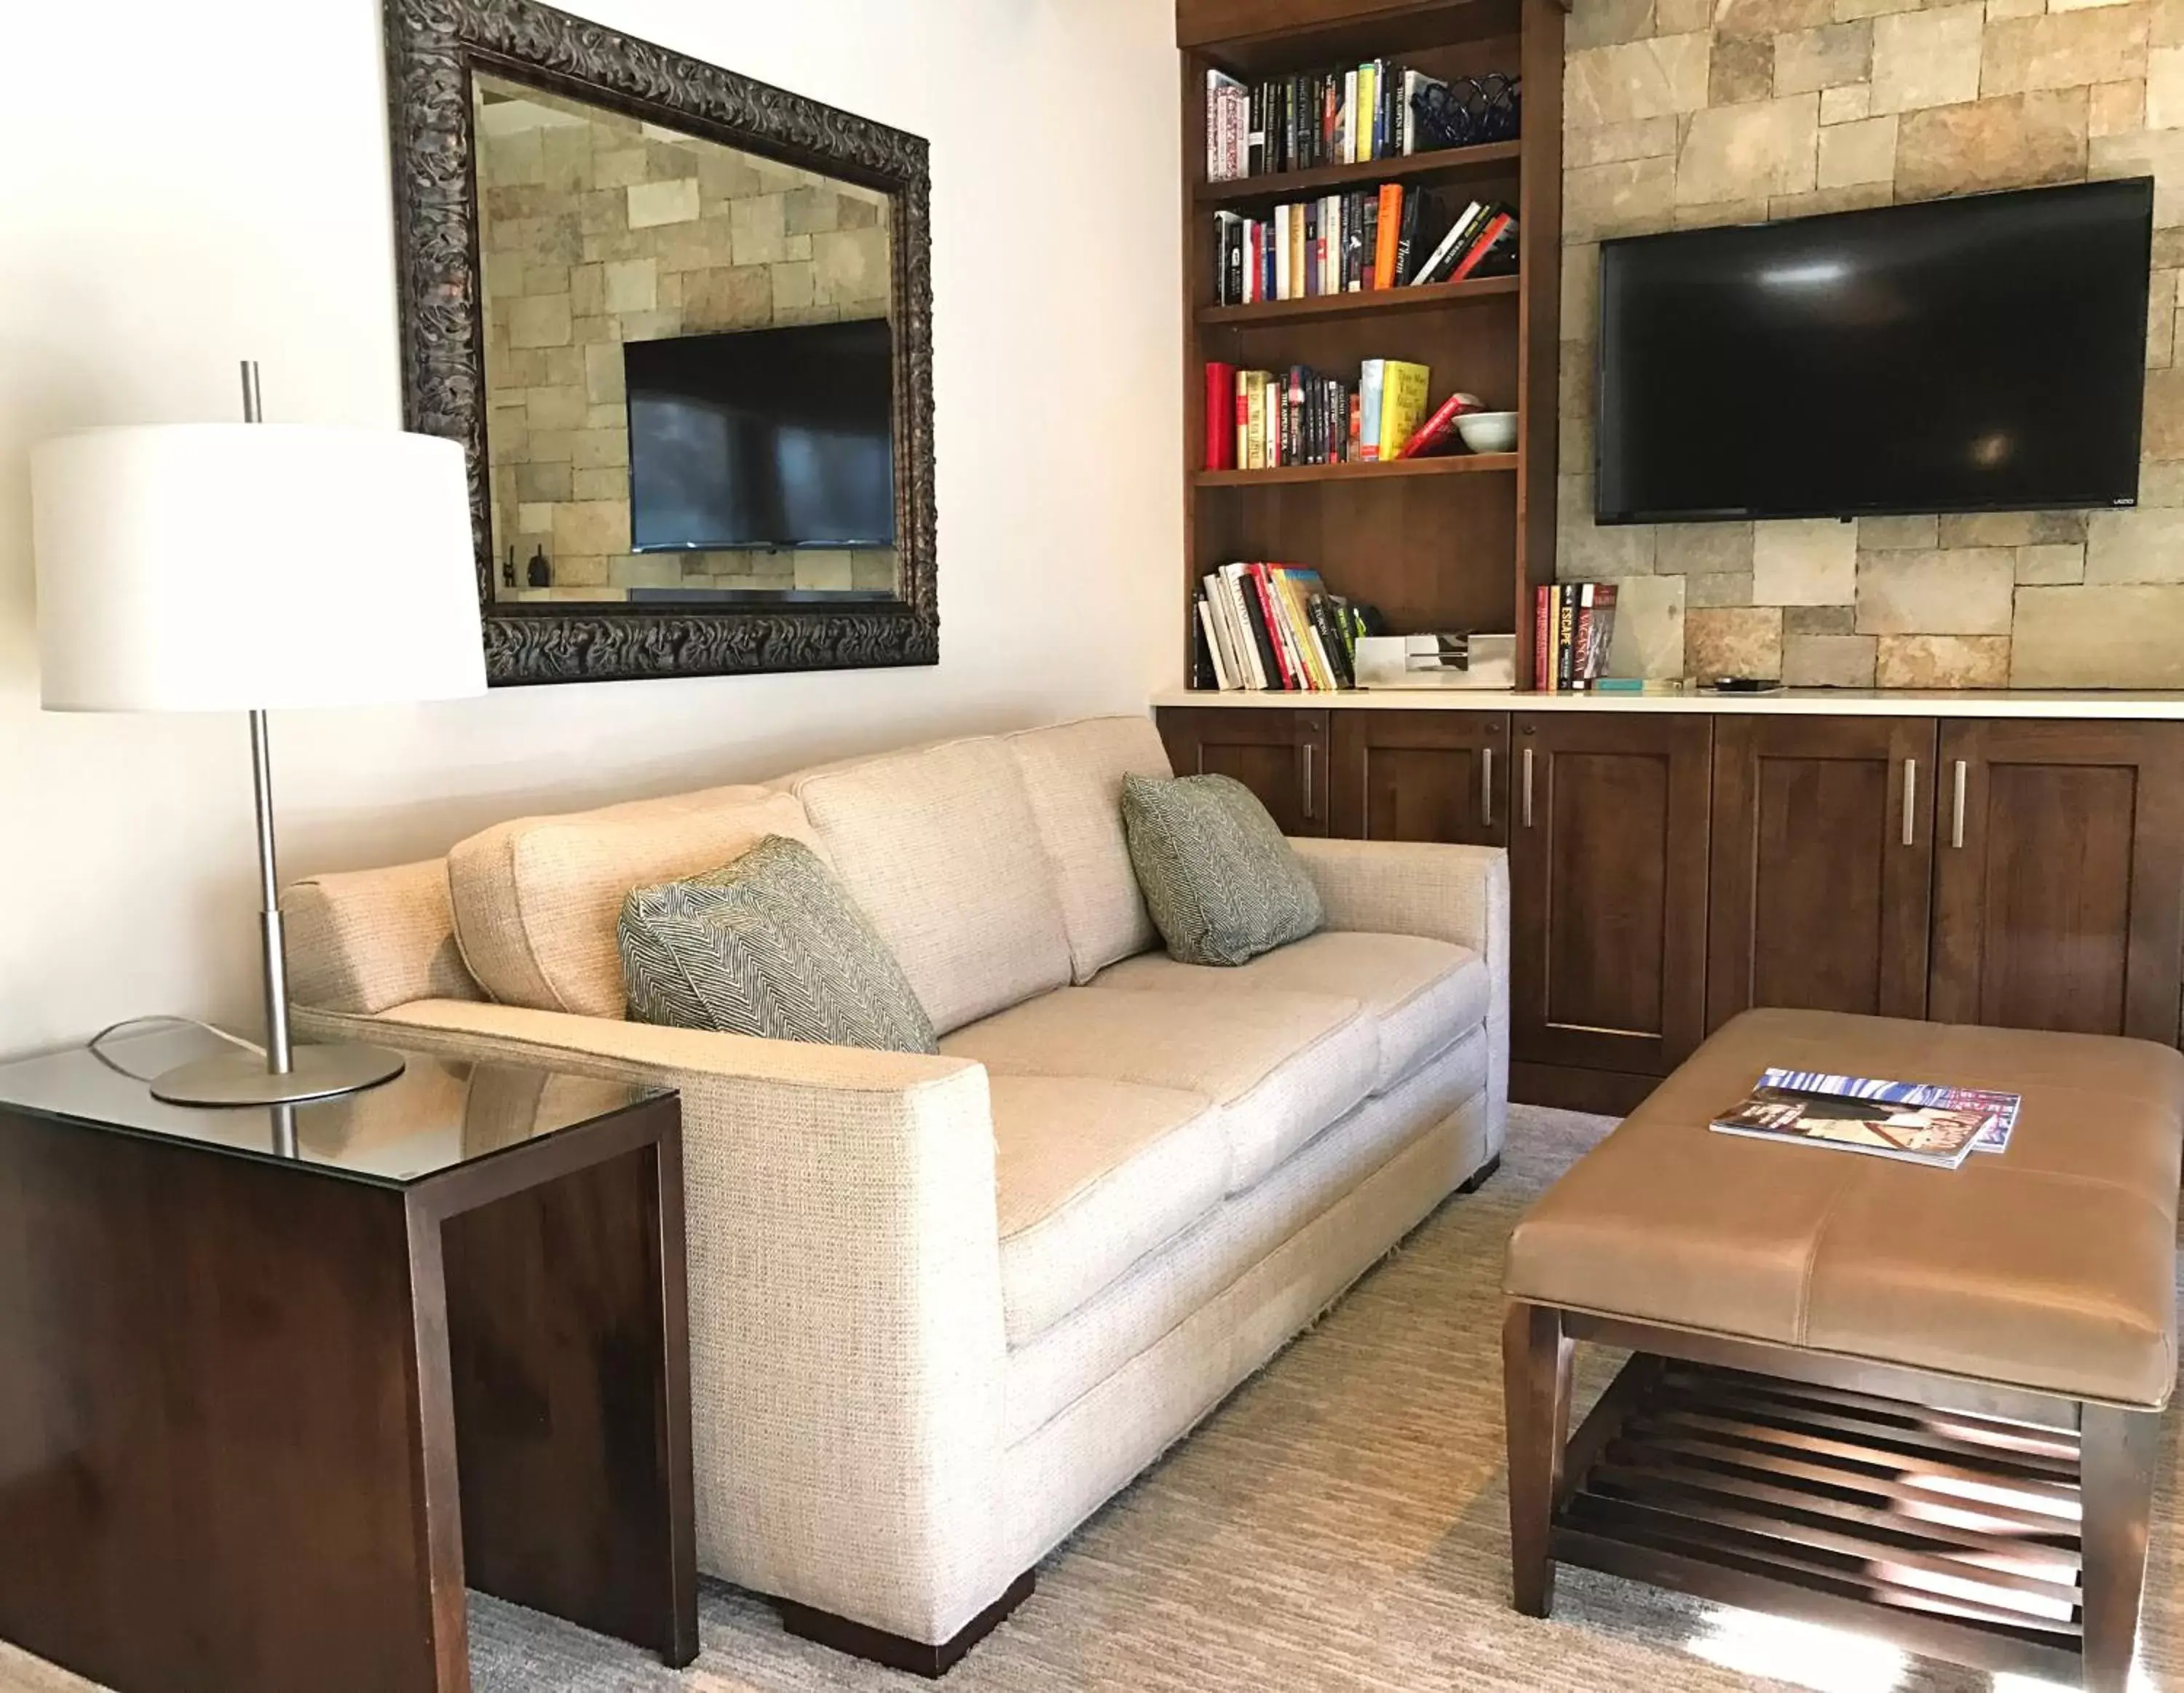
5;1103;2177;1692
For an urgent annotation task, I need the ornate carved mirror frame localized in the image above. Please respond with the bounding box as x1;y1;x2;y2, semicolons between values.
383;0;936;686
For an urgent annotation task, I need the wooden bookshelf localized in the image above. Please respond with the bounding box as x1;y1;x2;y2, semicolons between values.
1197;452;1516;486
1177;0;1564;688
1192;138;1522;205
1197;271;1519;327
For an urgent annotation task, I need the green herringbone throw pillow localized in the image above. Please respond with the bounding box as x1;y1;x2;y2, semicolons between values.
619;835;938;1053
1121;772;1323;967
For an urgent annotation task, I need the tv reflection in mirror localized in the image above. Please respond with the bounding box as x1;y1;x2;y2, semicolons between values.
627;321;895;570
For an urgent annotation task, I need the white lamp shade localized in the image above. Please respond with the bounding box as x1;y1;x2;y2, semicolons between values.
32;424;488;712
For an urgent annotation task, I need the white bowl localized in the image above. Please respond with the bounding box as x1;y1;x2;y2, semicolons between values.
1455;411;1518;454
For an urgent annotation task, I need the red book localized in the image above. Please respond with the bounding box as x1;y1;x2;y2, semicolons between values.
1249;564;1299;689
1399;389;1483;459
1449;212;1514;285
1205;363;1237;470
1535;585;1551;694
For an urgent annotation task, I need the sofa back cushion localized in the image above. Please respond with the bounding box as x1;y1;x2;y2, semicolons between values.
785;737;1073;1034
446;785;827;1017
620;836;939;1053
1004;715;1174;983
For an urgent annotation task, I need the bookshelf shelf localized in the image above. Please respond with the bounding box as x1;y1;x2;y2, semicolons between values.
1192;139;1522;207
1179;0;1563;689
1197;272;1518;327
1196;452;1517;486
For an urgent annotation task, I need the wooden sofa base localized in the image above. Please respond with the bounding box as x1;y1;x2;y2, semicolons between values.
1504;1304;2161;1693
777;1569;1036;1678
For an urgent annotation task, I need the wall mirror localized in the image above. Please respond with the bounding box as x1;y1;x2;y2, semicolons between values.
384;0;935;685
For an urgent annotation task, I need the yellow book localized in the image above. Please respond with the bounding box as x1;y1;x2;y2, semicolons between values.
1275;568;1334;689
1356;63;1377;162
1376;361;1431;462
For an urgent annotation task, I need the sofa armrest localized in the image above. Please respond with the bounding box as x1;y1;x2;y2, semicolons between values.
1287;838;1510;1151
293;998;1014;1645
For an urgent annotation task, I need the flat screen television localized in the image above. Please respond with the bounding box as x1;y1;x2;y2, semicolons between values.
625;318;895;551
1594;178;2153;525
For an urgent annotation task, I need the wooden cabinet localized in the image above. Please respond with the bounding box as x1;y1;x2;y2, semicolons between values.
1929;720;2184;1044
1508;713;1714;1095
1155;701;2184;1110
1157;706;1332;837
1331;710;1509;846
1708;715;1937;1031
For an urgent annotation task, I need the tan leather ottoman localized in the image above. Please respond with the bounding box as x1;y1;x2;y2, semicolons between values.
1503;1008;2182;1691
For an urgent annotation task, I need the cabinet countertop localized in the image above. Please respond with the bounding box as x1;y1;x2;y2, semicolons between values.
1151;686;2184;720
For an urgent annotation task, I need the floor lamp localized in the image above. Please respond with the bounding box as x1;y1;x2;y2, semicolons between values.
31;362;487;1106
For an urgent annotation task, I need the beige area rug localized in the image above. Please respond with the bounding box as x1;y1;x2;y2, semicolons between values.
5;1103;2178;1692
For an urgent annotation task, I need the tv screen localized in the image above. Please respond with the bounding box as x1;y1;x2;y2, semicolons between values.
625;319;895;551
1594;178;2153;525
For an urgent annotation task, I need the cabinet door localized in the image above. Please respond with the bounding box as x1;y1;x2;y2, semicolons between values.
1930;720;2184;1043
1330;710;1509;845
1155;707;1332;837
1707;715;1937;1031
1510;713;1713;1077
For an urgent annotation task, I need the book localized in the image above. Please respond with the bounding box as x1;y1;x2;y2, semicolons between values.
1393;190;1424;284
1709;1068;2022;1169
1224;563;1281;688
1206;71;1248;182
1535;586;1553;695
1358;360;1385;461
1751;1067;2022;1154
1449;210;1519;284
1204;362;1236;470
1398;389;1482;459
1372;184;1402;291
1558;588;1578;690
1375;360;1431;462
1409;199;1484;287
1196;595;1230;689
1574;582;1616;683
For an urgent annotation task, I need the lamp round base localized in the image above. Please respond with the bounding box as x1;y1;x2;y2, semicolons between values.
150;1042;407;1108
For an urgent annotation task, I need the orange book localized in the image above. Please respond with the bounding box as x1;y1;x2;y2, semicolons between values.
1372;183;1403;290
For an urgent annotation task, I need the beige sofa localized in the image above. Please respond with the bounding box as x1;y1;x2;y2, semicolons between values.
285;713;1508;1662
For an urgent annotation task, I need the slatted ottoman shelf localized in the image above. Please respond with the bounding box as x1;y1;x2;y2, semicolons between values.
1501;1008;2183;1692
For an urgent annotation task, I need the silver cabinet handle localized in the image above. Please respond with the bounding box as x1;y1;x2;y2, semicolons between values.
1902;758;1916;848
1950;759;1967;849
1299;741;1315;820
1522;746;1535;829
1481;746;1495;829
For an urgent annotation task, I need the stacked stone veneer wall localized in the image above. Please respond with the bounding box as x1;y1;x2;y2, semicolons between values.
475;79;895;600
1559;0;2184;685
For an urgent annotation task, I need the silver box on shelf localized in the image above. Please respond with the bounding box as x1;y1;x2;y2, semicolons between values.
1356;633;1516;690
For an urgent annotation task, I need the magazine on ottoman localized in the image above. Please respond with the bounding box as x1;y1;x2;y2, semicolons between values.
1709;1067;2022;1169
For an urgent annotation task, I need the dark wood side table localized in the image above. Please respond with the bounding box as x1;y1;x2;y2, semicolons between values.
0;1026;698;1693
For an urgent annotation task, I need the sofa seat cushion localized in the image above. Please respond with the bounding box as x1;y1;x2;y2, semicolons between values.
991;1076;1224;1346
1093;932;1487;1095
786;737;1074;1036
943;986;1376;1194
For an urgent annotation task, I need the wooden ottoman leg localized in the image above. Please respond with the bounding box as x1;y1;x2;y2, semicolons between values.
1503;1301;1573;1617
2081;1404;2159;1693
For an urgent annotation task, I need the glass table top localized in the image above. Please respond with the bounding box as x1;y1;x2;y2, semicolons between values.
0;1025;666;1189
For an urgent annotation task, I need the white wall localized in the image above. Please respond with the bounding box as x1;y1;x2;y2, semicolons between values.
0;0;1180;1058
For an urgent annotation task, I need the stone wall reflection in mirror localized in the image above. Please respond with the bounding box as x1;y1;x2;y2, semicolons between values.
473;71;897;606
